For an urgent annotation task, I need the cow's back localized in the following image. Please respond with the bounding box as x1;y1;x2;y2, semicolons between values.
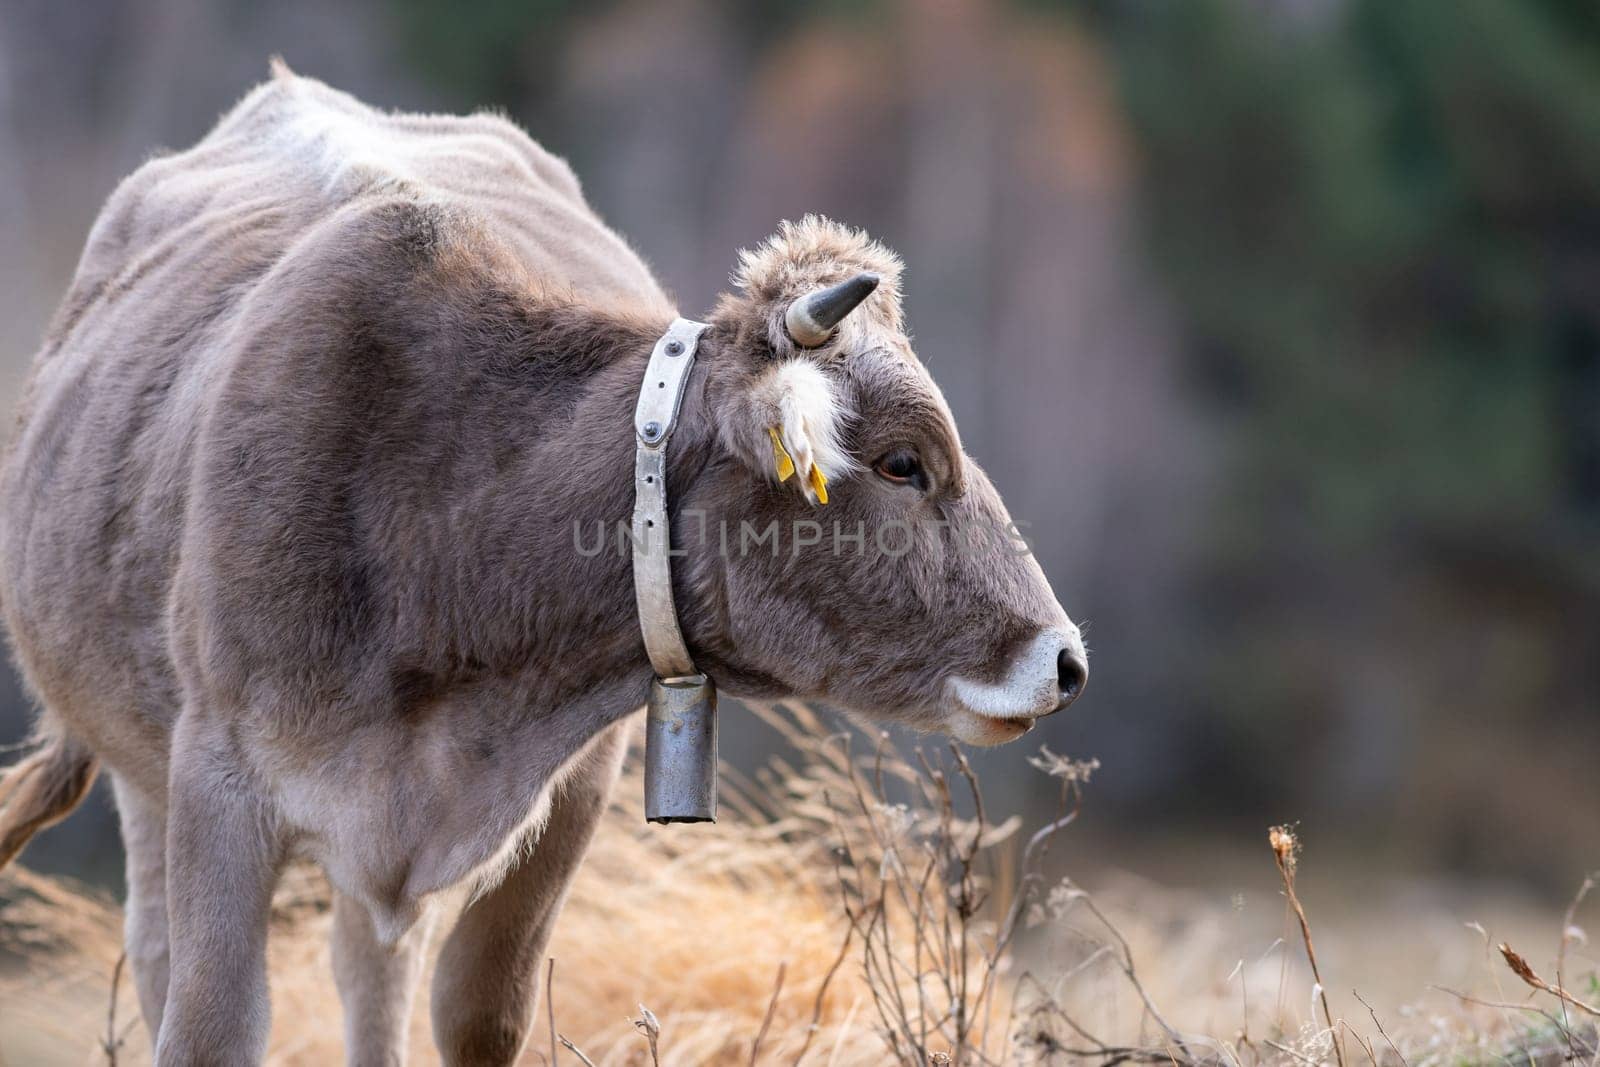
69;65;664;322
0;66;665;786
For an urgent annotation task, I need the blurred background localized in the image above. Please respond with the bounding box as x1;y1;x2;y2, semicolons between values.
0;0;1596;907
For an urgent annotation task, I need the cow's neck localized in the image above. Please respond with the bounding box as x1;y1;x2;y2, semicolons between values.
429;297;720;713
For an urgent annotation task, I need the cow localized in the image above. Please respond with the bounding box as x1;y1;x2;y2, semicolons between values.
0;62;1087;1065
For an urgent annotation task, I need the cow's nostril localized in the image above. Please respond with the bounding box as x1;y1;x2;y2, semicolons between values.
1056;648;1088;709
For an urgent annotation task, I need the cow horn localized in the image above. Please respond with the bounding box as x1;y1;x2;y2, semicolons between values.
784;272;880;347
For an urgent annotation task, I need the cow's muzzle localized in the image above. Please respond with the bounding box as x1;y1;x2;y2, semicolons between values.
945;626;1088;742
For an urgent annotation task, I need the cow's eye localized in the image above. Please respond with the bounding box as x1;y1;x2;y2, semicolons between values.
874;449;925;488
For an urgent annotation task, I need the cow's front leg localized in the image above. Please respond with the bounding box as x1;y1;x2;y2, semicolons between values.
332;890;434;1066
155;715;284;1066
429;722;627;1066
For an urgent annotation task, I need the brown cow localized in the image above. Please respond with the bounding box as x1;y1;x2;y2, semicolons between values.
0;63;1086;1065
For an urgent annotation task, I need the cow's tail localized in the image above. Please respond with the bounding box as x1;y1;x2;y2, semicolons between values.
0;716;98;872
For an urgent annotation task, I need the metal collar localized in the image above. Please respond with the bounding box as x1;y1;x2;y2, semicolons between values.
631;318;710;680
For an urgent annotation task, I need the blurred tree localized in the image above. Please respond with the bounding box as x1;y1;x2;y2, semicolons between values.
1099;0;1600;547
1050;0;1600;880
391;0;582;104
391;0;887;108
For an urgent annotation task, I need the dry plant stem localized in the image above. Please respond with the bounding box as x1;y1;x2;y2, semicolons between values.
101;952;126;1066
828;733;1043;1065
795;926;855;1065
919;751;971;1059
1499;942;1600;1018
825;786;908;1059
949;746;985;1063
1074;887;1190;1053
1010;974;1126;1060
912;849;938;1055
1557;874;1598;1056
547;957;559;1067
1462;919;1526;1059
1340;1020;1378;1067
992;763;1087;963
949;745;1017;1064
1559;876;1595;995
999;761;1205;1067
838;746;940;1059
1230;960;1249;1047
1431;984;1597;1056
1351;989;1407;1067
1270;830;1345;1067
905;753;969;1056
750;960;787;1066
558;1034;598;1067
870;743;931;1050
1265;1039;1320;1067
999;772;1202;1067
632;1005;662;1067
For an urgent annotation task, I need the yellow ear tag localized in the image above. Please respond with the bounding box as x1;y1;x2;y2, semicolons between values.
808;464;829;505
768;427;796;482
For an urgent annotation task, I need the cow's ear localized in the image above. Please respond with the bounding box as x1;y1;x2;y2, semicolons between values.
716;359;858;505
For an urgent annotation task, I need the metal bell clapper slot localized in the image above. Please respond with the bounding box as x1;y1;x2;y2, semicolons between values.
643;674;718;823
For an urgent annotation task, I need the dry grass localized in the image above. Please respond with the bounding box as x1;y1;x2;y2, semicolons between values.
0;704;1595;1066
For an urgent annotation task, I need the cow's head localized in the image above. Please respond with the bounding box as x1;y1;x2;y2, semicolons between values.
677;217;1086;746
